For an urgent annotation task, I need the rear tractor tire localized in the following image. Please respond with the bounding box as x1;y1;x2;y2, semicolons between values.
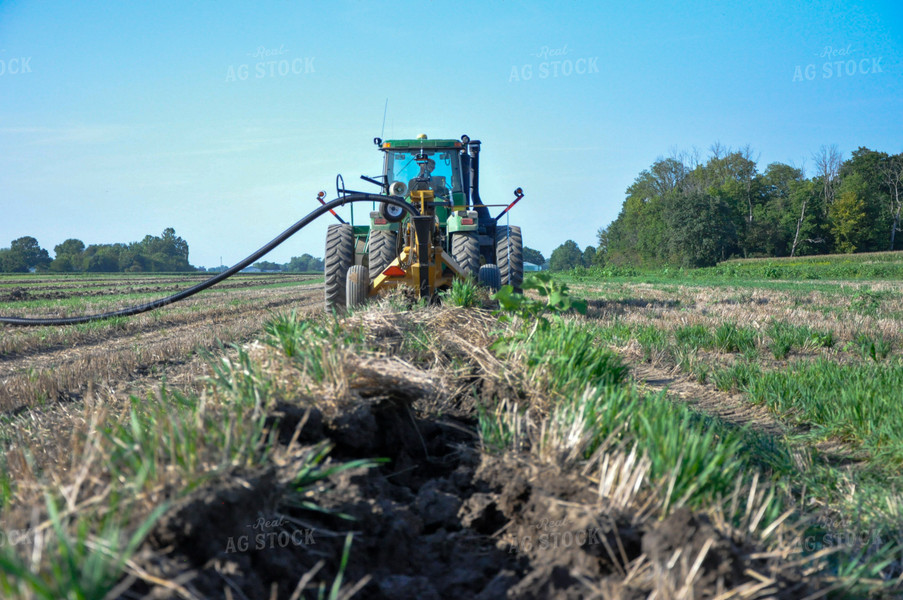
368;230;397;284
346;265;370;309
451;232;480;278
325;224;355;312
478;264;501;292
495;225;524;291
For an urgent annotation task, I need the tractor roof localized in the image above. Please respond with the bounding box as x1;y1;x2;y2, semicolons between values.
381;138;463;150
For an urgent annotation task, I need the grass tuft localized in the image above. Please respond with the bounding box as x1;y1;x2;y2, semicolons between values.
440;277;481;308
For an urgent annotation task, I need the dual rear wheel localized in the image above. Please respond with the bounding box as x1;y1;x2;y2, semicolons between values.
325;225;396;312
453;226;523;291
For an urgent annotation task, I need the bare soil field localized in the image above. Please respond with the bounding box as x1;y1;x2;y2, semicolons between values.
1;272;901;598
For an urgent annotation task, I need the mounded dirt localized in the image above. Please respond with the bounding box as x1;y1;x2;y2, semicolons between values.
124;392;816;599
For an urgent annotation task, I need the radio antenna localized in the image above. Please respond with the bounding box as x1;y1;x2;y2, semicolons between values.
380;98;388;140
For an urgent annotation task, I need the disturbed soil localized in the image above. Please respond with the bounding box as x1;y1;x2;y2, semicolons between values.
124;389;815;599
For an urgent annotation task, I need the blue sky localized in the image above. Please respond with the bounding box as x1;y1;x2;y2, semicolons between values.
1;0;901;268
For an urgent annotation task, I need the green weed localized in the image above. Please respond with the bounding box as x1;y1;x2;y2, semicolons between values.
441;277;481;308
674;324;713;349
746;359;903;466
713;322;757;354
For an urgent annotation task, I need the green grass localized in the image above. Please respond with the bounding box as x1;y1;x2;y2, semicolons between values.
560;250;903;289
674;324;713;348
850;333;894;362
0;273;322;316
493;273;903;589
562;385;771;510
440;277;481;308
746;359;903;464
0;282;317;313
635;324;669;362
485;317;789;511
711;360;761;393
706;250;903;281
0;496;168;600
493;319;629;398
712;322;757;354
765;320;835;359
586;315;903;539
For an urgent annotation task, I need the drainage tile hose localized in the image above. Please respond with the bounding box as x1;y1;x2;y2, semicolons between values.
0;194;415;326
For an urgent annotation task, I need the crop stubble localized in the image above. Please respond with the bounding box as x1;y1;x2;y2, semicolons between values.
0;274;323;413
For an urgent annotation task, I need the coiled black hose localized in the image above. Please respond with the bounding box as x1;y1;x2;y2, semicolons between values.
0;194;416;326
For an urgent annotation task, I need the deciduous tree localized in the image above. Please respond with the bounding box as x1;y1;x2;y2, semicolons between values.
549;240;583;271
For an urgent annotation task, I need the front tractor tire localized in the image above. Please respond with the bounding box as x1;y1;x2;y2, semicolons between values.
368;230;397;284
478;264;501;292
495;225;524;291
325;224;354;312
451;232;480;278
346;265;370;309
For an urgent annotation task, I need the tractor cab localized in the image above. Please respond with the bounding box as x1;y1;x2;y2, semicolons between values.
385;148;460;201
378;136;468;219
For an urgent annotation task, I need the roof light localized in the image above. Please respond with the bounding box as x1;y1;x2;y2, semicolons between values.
416;134;427;140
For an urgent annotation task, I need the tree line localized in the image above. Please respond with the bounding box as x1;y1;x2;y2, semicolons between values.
0;230;332;275
224;255;324;273
591;144;903;268
0;228;194;273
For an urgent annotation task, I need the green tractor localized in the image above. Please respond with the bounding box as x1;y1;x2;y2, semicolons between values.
323;134;525;311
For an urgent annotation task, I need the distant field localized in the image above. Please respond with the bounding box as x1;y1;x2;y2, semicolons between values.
712;250;903;280
721;249;903;265
566;249;903;282
0;272;323;411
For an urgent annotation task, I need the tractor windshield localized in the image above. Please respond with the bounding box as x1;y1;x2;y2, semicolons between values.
386;150;461;198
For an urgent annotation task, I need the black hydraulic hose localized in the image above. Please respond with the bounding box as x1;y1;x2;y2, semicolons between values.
0;194;416;327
